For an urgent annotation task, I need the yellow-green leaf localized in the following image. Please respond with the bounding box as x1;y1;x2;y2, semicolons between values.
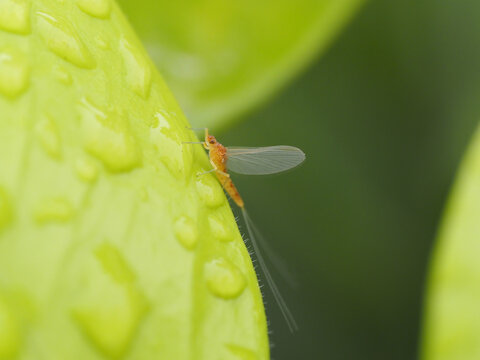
0;0;268;358
422;124;480;360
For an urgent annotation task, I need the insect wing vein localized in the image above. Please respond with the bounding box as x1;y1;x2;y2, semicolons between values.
226;146;305;175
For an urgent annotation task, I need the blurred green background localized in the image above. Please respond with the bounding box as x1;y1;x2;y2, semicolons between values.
123;0;480;358
223;1;480;359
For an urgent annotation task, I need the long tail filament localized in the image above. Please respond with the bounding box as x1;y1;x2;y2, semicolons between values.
241;208;299;333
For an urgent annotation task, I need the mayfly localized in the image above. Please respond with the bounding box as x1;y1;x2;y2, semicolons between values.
185;128;306;332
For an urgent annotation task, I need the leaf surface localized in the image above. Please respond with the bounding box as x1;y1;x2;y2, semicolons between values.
0;0;268;358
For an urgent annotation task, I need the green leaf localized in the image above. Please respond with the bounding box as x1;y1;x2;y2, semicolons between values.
117;0;366;129
0;0;268;358
422;124;480;359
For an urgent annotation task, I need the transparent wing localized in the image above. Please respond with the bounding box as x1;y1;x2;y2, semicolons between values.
226;146;305;175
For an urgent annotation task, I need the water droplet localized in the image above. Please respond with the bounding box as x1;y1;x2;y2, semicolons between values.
35;113;61;159
94;35;108;49
174;216;198;250
36;11;96;69
150;111;193;178
208;213;233;242
75;157;98;182
0;0;30;34
73;245;148;358
226;344;257;360
53;65;72;85
0;48;29;98
205;258;246;299
95;243;135;284
79;98;141;172
0;297;21;358
76;0;111;19
144;111;160;128
196;175;225;208
34;197;73;224
0;187;13;232
154;110;171;128
119;37;151;99
73;287;148;358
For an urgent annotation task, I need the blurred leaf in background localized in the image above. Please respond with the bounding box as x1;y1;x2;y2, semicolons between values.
117;0;365;129
421;125;480;360
220;0;480;359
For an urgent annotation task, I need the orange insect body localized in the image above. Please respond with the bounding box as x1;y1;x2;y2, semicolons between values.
187;127;304;333
204;132;245;208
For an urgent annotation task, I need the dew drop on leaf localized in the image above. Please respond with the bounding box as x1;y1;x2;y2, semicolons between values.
150;111;187;178
119;37;152;99
36;11;96;69
73;243;148;358
205;258;246;299
0;297;21;358
0;48;29;98
208;213;233;243
174;215;198;250
79;97;141;173
0;0;30;35
34;197;74;224
226;344;257;360
94;35;109;49
35;113;62;160
75;157;99;183
76;0;111;19
52;65;73;85
195;176;225;208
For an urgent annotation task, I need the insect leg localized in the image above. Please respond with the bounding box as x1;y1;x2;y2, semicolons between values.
209;159;230;177
196;169;216;176
216;169;230;177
